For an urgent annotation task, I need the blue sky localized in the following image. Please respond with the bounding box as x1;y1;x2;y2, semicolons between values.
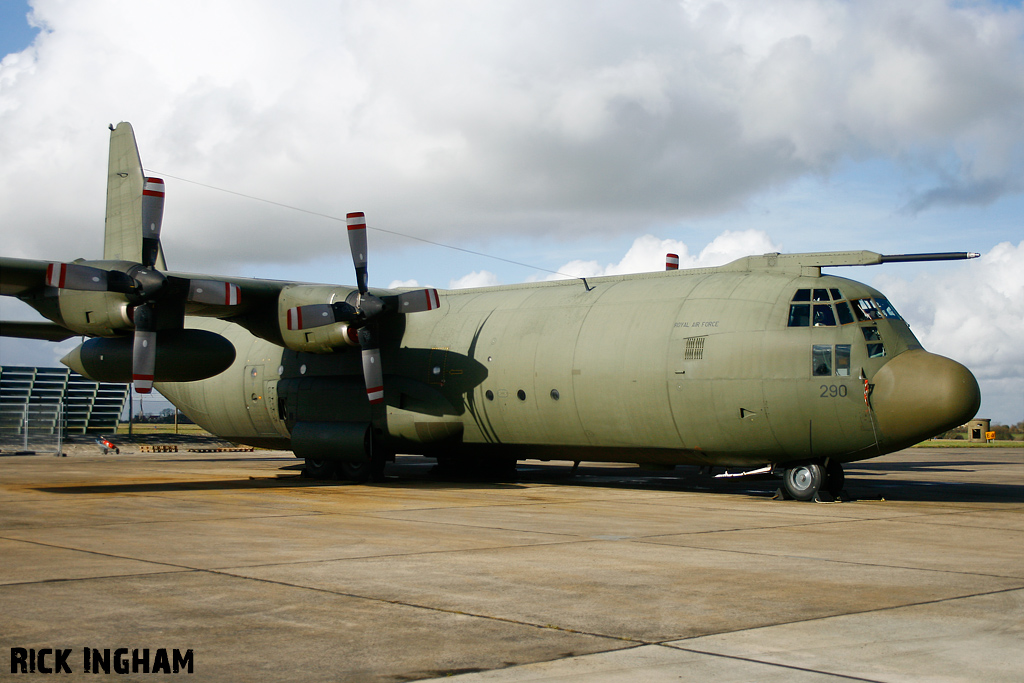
1;1;1022;424
0;2;37;54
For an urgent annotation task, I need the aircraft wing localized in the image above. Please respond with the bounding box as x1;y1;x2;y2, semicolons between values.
0;321;78;341
0;257;50;297
0;256;295;345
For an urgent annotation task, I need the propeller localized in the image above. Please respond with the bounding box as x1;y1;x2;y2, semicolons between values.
45;177;241;393
141;177;164;268
284;211;441;413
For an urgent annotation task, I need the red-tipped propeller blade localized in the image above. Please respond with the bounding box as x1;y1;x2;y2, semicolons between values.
141;177;165;268
132;303;157;394
286;304;335;331
396;288;440;313
347;212;369;295
45;263;109;291
132;330;156;394
362;348;384;405
357;325;385;404
188;280;241;306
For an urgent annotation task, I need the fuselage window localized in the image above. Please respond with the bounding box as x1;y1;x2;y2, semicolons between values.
853;298;882;321
829;288;843;300
862;326;885;358
812;344;833;376
812;289;830;302
874;297;901;320
813;304;836;326
835;345;851;376
792;289;811;302
788;304;810;327
834;301;855;325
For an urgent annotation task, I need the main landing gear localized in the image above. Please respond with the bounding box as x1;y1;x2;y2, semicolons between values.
780;460;845;501
302;451;388;483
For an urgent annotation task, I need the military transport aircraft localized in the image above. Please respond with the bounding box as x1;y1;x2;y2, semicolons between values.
0;123;982;501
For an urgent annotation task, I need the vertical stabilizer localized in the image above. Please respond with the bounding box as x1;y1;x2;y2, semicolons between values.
103;123;166;268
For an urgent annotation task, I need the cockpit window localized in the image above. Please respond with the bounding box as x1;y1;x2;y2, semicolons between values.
834;301;855;325
835;345;851;376
874;297;901;320
790;290;895;328
812;345;833;376
813;304;836;326
852;298;882;321
788;304;810;327
862;326;885;358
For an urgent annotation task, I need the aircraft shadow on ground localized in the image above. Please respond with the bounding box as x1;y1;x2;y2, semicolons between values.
29;458;1022;503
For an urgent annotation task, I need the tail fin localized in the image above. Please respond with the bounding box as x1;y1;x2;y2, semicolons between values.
103;122;166;268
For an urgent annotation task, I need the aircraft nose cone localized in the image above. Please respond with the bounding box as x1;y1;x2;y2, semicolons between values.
871;349;981;449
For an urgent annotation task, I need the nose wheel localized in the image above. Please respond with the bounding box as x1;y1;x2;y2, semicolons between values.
783;463;823;501
781;460;845;501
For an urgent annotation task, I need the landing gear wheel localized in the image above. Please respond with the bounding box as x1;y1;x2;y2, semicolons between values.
824;460;845;495
783;463;824;501
338;454;386;483
303;458;336;479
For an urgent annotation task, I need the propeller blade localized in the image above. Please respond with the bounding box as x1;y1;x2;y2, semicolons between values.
132;303;157;394
347;212;369;295
358;325;384;405
286;304;335;331
45;263;109;291
396;288;440;313
141;177;165;268
188;280;241;306
285;301;359;331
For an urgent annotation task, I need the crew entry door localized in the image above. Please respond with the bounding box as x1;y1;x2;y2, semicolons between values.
245;364;282;437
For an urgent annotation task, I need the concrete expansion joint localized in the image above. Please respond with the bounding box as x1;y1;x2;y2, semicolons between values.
662;644;889;683
200;566;643;645
662;585;1024;652
632;537;1024;581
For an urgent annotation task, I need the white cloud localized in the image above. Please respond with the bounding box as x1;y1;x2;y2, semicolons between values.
549;230;782;279
449;270;501;290
1;0;1023;272
875;241;1024;378
387;279;422;289
875;241;1024;424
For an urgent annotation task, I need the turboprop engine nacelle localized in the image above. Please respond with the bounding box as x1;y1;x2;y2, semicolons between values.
54;289;134;337
278;285;361;354
62;329;236;383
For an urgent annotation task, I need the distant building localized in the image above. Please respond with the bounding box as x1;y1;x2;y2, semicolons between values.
0;366;129;435
967;418;992;443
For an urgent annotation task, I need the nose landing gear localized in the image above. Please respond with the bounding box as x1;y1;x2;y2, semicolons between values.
780;460;845;501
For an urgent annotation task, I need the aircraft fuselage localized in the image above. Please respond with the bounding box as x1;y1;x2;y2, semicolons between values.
155;260;979;469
